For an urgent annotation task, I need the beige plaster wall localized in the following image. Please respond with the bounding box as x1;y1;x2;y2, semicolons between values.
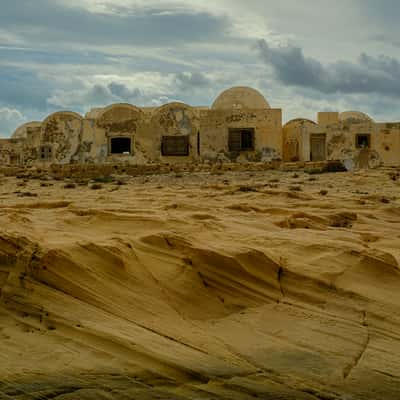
293;117;400;168
199;108;282;162
0;139;25;165
4;87;400;168
147;103;200;163
283;119;317;162
40;112;83;164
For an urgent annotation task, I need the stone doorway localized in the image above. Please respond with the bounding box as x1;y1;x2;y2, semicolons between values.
310;134;326;161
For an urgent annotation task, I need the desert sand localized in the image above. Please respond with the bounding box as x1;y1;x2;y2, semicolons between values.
1;167;400;399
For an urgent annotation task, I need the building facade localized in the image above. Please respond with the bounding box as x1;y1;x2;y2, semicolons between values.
283;111;400;168
2;86;399;168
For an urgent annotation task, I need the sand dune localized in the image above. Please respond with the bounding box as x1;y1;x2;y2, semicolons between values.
1;167;400;399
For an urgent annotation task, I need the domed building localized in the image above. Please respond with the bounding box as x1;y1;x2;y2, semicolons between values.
282;110;400;168
2;86;400;167
11;121;42;140
212;87;271;111
339;111;373;124
200;86;282;162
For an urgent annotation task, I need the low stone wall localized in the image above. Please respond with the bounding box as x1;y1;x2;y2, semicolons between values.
0;160;347;179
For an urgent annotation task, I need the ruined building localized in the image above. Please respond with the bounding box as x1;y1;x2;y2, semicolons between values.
2;86;400;168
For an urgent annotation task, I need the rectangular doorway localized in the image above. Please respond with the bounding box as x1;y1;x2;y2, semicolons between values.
310;134;326;161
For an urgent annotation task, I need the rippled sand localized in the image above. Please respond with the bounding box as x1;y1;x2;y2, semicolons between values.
1;167;400;399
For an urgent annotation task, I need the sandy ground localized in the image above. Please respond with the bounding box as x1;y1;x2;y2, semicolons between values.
1;167;400;399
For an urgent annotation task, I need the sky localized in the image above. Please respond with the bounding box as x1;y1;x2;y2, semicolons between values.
1;0;400;136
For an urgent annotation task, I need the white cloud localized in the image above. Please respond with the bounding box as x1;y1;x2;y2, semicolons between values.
0;29;25;47
0;107;25;137
1;0;400;136
0;107;24;120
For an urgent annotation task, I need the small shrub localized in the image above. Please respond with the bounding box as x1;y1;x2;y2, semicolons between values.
17;192;38;197
289;185;302;192
305;168;323;175
323;161;347;173
93;176;114;183
305;162;347;174
63;183;76;189
89;183;103;190
319;190;328;196
238;185;258;193
329;212;357;228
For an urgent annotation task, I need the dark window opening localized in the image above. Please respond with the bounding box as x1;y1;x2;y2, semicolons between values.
228;128;255;151
40;145;52;160
161;135;189;156
110;137;132;154
356;134;371;149
10;155;19;165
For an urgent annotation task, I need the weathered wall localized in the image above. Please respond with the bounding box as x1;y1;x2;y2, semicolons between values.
212;86;271;110
200;108;282;162
283;119;317;162
90;104;144;163
0;139;25;165
318;112;339;126
292;115;400;168
374;123;400;166
147;103;200;163
40;112;83;164
11;121;42;140
3;87;400;168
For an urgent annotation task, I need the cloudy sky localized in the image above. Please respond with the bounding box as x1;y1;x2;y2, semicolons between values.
1;0;400;136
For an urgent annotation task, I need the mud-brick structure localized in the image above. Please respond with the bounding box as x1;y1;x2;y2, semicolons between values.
283;111;400;168
2;86;400;168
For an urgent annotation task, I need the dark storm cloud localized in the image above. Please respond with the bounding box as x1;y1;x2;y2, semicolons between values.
2;0;400;136
257;39;400;97
174;72;212;91
0;0;228;47
108;83;142;101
